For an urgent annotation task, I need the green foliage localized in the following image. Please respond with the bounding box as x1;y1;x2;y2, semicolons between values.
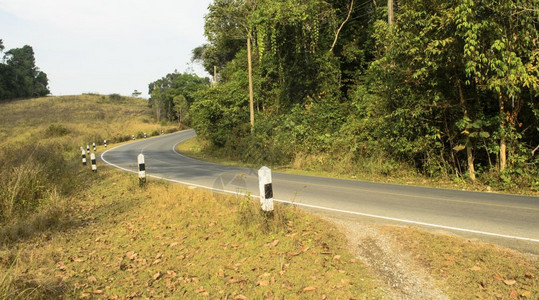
108;93;123;102
177;0;539;191
148;72;210;123
45;124;70;137
0;42;49;100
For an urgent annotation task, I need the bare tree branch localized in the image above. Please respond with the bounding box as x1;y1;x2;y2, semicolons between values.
330;0;354;53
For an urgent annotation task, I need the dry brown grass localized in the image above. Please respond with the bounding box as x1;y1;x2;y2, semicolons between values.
0;94;178;224
380;226;538;299
0;167;384;299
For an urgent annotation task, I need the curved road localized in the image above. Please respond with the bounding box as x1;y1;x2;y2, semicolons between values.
102;130;539;254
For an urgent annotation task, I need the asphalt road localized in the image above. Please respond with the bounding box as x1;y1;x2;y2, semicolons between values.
101;130;539;254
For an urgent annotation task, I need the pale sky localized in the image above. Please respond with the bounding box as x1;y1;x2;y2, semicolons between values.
0;0;212;98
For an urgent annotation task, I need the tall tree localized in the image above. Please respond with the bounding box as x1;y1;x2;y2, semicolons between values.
0;43;50;100
148;72;209;123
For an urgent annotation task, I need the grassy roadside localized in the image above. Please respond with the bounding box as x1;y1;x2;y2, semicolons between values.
178;136;538;298
1;95;536;298
0;167;384;299
0;95;178;223
177;137;538;196
381;226;538;299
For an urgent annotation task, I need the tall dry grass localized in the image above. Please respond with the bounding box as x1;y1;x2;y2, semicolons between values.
0;94;177;228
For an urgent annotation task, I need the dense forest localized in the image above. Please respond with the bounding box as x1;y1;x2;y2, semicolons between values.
149;0;538;191
0;39;50;101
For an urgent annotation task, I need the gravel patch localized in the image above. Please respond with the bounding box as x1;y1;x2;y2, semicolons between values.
328;217;449;300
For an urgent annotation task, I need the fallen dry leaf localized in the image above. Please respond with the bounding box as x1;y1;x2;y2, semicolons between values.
303;286;316;292
333;255;341;261
524;273;534;279
503;279;516;286
93;290;104;295
444;257;456;262
125;251;137;260
509;289;518;298
88;276;97;283
257;280;269;286
470;266;481;271
493;273;505;282
234;295;247;300
153;272;162;281
521;290;531;297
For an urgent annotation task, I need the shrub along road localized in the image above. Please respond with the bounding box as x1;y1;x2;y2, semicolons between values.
102;130;539;254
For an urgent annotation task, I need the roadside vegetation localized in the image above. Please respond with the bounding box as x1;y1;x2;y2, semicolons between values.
0;95;536;298
0;94;176;224
149;0;538;194
0;39;49;101
382;226;538;299
0;95;384;298
1;169;383;299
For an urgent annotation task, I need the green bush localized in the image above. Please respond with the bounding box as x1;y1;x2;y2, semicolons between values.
45;124;69;137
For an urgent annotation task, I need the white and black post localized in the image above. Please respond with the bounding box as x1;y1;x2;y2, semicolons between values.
132;135;135;140
91;153;97;172
81;148;87;166
144;132;147;138
161;130;164;135
86;144;90;154
258;166;274;212
92;142;96;152
104;139;108;148
138;153;146;185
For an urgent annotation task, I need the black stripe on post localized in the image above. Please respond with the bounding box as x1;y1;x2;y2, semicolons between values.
138;164;146;171
264;183;273;199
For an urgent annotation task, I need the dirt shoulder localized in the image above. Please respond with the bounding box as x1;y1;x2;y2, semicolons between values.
329;217;537;299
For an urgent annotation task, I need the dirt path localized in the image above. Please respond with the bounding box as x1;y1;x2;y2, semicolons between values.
328;217;449;300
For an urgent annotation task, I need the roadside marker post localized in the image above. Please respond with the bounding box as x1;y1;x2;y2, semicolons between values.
132;135;135;140
161;130;164;135
81;148;86;166
86;144;90;154
144;132;147;138
91;153;97;172
93;142;96;152
138;153;146;185
258;166;274;212
104;139;108;148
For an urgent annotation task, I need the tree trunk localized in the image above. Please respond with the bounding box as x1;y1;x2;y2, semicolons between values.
330;0;354;53
388;0;394;26
466;141;475;180
213;65;217;87
499;93;506;171
457;76;475;180
247;36;255;133
500;136;507;171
